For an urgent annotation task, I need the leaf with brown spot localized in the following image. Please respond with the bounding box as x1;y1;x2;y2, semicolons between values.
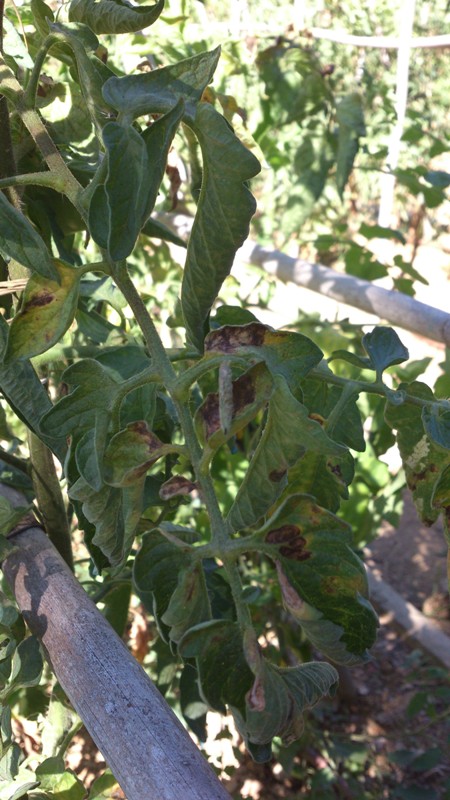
205;322;323;391
226;377;346;532
5;259;82;361
195;363;272;454
103;420;183;487
258;495;377;663
162;562;211;643
159;475;197;500
386;381;450;526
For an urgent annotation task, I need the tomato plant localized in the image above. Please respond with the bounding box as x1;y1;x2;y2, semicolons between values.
0;1;449;795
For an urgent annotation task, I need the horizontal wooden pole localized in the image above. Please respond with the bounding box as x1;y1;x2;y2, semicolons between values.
1;487;229;800
309;28;450;49
237;240;450;347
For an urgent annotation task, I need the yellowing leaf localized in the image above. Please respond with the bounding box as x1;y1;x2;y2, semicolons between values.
5;260;82;361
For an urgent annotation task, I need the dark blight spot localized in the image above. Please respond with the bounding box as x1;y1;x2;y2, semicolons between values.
266;525;311;561
269;468;287;483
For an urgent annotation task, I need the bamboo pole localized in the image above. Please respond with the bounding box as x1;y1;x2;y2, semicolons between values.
1;486;230;800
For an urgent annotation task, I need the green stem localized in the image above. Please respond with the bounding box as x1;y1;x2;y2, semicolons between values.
311;364;439;411
174;353;249;400
112;263;230;550
28;432;74;571
223;556;253;630
0;171;66;192
23;36;56;108
0;448;30;475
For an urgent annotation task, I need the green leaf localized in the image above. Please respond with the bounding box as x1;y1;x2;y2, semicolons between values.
5;260;82;361
75;414;108;491
69;474;145;566
36;756;85;799
88;770;121;799
179;663;208;742
344;243;387;280
362;327;409;375
140;100;185;222
431;465;450;544
141;216;187;247
162;562;211;643
0;193;58;281
422;405;450;450
89;122;149;259
0;497;30;536
48;22;112;127
302;379;365;452
204;322;323;391
227;377;346;532
335;92;365;198
133;529;197;641
385;382;450;526
6;636;43;695
102;48;220;120
181;104;261;350
178;620;254;715
40;359;121;438
69;0;164;34
259;494;377;663
103;421;180;487
195;363;273;454
359;222;406;244
0;318;65;460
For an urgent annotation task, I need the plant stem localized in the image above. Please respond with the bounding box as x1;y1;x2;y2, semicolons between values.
0;448;30;475
28;432;74;571
0;171;66;192
112;263;230;550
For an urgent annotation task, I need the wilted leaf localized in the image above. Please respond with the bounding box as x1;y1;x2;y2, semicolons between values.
242;655;338;752
259;494;377;663
159;475;197;500
0;193;58;281
205;322;323;391
69;0;164;34
104;421;181;487
5;260;82;361
227;377;346;532
181;105;261;351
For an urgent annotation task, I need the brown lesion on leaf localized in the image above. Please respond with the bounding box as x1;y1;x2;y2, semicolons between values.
205;322;268;353
247;675;266;712
159;475;197;501
268;468;287;483
276;561;304;611
127;420;164;454
23;290;54;311
266;525;311;561
309;412;325;426
199;371;258;439
408;462;439;491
